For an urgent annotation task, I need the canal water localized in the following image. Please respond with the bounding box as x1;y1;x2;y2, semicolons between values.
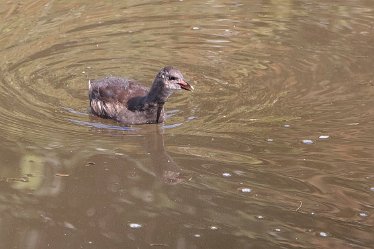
0;0;373;248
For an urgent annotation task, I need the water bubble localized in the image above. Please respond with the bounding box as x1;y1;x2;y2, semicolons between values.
222;172;232;177
302;139;314;144
128;223;142;229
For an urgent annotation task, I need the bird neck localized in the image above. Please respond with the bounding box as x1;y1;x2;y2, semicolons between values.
145;78;172;105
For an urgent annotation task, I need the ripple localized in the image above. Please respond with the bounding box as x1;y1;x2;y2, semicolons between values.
1;1;374;248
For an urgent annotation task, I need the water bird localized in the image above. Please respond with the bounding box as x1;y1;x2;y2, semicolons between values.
88;66;193;124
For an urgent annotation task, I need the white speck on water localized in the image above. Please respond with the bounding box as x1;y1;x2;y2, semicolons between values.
302;139;314;144
256;215;264;219
240;188;252;193
192;26;200;30
129;223;142;229
222;172;232;177
88;241;93;244
210;226;218;230
275;228;281;232
319;232;328;237
319;135;330;139
370;187;374;192
267;138;274;142
359;212;368;217
82;71;86;74
233;170;245;176
96;147;108;151
63;222;76;230
347;122;359;126
194;234;201;238
284;124;290;128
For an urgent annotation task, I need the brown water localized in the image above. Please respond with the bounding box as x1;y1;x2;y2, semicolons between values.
1;0;374;248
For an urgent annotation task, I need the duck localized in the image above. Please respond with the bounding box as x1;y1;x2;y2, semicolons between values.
88;66;193;124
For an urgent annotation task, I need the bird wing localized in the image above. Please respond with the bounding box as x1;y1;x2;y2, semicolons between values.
88;77;148;120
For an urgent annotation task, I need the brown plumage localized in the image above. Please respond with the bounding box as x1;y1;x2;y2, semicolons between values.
88;66;193;125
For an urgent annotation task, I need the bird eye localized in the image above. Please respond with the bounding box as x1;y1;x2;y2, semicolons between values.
169;76;178;81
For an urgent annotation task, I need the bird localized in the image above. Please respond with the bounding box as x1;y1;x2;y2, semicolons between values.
88;66;193;125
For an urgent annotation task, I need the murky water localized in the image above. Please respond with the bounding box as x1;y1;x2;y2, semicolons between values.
1;0;374;248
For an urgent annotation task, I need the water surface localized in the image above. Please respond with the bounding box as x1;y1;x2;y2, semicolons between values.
1;0;373;248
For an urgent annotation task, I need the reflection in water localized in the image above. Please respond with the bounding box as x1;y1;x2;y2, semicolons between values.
145;127;185;185
0;0;374;248
0;126;192;249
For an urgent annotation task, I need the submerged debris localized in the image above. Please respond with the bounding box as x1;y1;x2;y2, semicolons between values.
295;201;303;211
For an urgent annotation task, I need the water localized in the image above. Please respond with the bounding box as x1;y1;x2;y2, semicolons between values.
1;0;373;248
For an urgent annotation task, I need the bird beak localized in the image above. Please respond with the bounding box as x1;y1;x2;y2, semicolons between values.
178;80;194;91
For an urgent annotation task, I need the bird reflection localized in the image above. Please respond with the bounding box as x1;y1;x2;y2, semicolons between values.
0;123;191;249
143;125;185;185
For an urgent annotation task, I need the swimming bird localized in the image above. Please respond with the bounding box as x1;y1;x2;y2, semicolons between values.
88;66;193;124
